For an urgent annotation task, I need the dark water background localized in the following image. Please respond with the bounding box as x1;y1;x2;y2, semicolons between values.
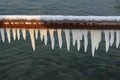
0;0;120;80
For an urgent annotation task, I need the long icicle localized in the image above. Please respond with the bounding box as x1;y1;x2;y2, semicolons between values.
64;30;70;51
0;28;5;42
29;29;35;51
12;29;16;40
104;30;110;52
49;29;55;50
6;28;11;43
90;30;101;56
83;30;88;52
116;30;120;48
57;29;62;49
110;30;114;46
17;29;20;40
35;29;38;40
21;29;26;40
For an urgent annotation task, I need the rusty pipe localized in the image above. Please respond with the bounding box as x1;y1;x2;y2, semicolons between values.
0;15;120;29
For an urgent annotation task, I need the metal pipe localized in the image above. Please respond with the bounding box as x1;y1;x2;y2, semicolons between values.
0;15;120;29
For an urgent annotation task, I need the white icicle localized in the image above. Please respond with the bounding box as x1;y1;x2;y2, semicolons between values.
110;30;114;46
76;30;83;51
40;29;44;41
64;30;70;51
57;29;62;49
116;30;120;48
91;30;101;56
35;29;38;40
6;28;11;43
40;29;48;45
43;29;48;46
83;30;88;52
71;30;77;46
17;29;20;40
21;29;26;40
0;28;5;42
12;29;16;40
29;29;35;51
49;29;55;50
104;30;110;52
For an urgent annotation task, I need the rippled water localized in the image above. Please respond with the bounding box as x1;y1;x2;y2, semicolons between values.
0;0;119;15
0;0;120;80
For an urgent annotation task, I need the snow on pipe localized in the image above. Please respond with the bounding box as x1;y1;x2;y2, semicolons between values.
0;28;120;56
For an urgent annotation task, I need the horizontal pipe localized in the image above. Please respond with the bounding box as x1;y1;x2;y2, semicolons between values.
0;15;120;29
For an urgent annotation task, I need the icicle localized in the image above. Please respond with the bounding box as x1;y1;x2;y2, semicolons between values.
40;29;48;45
17;29;20;40
40;29;44;41
83;30;88;52
77;30;84;51
21;29;26;40
12;29;16;40
49;29;55;50
64;30;70;51
35;29;38;40
0;28;5;42
104;30;110;52
116;30;120;48
43;29;48;46
29;29;35;51
57;29;62;49
71;30;77;46
110;30;114;46
90;30;101;56
6;28;11;43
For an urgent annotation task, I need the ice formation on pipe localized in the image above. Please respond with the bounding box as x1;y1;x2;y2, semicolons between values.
0;28;119;56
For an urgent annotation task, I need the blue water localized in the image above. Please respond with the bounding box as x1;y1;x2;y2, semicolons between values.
0;0;120;80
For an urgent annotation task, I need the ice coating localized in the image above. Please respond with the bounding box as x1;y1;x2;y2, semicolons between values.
1;15;120;21
1;28;120;56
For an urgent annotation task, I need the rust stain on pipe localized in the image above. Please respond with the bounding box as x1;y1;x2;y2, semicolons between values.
0;19;120;29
